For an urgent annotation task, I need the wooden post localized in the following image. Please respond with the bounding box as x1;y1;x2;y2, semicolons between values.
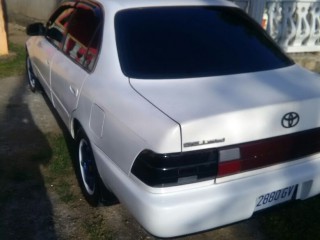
0;0;9;56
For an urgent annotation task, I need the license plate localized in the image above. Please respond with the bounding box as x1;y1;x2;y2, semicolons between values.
254;185;297;212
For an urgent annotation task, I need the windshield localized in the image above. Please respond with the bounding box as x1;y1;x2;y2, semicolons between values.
115;7;293;79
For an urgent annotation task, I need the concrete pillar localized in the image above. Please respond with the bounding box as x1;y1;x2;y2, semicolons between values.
0;0;8;55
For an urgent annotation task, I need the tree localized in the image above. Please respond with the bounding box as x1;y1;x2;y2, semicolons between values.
0;0;8;56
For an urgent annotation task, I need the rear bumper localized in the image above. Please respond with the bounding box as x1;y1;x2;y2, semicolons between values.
94;145;320;238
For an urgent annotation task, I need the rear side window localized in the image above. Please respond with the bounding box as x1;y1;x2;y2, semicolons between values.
115;7;294;79
63;3;102;71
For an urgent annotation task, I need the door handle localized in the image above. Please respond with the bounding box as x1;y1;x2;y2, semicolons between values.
69;86;79;96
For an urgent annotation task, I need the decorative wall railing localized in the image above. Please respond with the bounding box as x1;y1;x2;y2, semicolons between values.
230;0;250;12
230;0;320;53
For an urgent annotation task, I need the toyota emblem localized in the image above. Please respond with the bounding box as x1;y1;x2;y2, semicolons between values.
281;112;299;128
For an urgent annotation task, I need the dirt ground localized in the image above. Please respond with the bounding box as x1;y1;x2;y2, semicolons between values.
0;23;273;240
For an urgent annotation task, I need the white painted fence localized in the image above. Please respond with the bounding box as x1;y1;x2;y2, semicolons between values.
231;0;320;53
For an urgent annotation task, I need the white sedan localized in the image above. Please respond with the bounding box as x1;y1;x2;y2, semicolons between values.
26;0;320;237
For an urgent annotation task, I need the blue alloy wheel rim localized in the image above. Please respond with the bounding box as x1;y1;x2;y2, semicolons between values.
27;57;36;88
79;139;95;195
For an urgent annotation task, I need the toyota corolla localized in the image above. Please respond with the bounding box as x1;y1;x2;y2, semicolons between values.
26;0;320;237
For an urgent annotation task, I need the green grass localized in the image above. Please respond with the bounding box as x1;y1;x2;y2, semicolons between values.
84;214;114;240
48;134;72;175
0;43;26;78
55;180;77;203
259;196;320;240
46;134;115;238
45;134;77;204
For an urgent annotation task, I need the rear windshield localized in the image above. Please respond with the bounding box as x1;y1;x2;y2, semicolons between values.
115;7;293;79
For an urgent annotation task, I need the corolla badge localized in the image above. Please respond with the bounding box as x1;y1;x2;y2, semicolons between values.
183;138;225;148
281;112;299;128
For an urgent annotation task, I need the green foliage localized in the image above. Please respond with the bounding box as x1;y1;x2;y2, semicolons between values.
0;43;26;78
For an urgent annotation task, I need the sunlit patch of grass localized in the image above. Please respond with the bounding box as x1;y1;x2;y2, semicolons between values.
0;43;26;78
83;213;114;240
45;134;78;204
48;134;72;175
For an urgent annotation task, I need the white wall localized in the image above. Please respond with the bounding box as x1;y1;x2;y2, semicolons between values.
5;0;61;25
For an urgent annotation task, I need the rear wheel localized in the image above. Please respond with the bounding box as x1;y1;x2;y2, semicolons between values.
26;54;39;92
76;128;100;206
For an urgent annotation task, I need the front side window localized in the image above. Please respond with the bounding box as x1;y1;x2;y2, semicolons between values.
63;3;102;71
46;4;75;48
115;7;294;79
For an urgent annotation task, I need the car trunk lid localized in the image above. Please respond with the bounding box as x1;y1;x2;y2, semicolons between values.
130;65;320;152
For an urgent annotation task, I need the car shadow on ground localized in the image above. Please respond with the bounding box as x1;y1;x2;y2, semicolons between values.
0;75;56;239
0;74;119;240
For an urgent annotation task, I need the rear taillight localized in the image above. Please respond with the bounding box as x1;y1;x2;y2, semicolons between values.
131;149;218;187
132;128;320;187
217;148;241;176
218;128;320;177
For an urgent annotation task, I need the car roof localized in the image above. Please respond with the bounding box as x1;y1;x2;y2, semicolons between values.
93;0;238;10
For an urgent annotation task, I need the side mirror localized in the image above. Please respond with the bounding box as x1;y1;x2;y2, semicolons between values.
26;23;45;36
47;27;63;43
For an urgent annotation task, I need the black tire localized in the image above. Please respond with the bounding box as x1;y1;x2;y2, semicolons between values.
26;53;39;92
75;128;100;206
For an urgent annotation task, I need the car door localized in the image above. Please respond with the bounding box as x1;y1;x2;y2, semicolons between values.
29;37;56;96
34;4;76;98
50;2;102;127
